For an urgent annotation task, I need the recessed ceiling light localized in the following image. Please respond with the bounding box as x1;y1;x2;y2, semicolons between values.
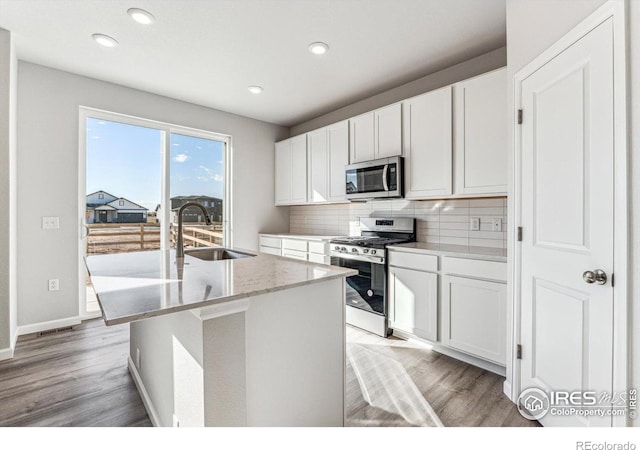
127;8;155;25
308;42;329;55
248;85;263;94
92;33;118;48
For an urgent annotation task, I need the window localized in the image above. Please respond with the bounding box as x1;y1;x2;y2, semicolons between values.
82;108;231;257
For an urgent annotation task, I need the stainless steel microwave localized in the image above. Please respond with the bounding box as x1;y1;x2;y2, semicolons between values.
345;156;404;200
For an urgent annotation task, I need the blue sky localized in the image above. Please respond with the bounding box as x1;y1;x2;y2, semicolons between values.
86;118;224;211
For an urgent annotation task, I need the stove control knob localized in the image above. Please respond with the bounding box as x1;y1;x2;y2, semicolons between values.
370;249;377;255
351;248;358;253
341;247;347;252
334;245;341;251
363;248;369;253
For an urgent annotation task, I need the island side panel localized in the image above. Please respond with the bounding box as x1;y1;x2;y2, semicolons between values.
243;278;346;426
129;310;205;427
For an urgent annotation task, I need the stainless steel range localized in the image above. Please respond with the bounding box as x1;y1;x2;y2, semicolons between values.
330;217;415;337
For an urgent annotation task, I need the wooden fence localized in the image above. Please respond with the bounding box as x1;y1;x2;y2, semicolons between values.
87;222;224;255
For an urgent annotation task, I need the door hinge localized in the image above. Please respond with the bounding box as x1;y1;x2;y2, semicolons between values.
517;227;523;242
517;344;523;360
517;109;523;125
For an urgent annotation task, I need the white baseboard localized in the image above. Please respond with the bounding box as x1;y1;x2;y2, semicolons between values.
16;316;82;337
0;346;14;361
391;329;507;377
80;310;102;321
503;380;513;401
127;356;161;427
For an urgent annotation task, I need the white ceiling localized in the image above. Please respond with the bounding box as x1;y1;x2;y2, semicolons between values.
0;0;506;126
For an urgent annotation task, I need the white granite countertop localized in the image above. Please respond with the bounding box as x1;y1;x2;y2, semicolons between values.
387;242;507;262
259;233;343;241
85;248;356;326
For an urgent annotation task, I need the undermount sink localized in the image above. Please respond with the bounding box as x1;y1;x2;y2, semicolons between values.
184;247;256;261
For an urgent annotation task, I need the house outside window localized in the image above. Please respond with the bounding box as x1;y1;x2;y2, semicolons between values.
119;200;124;206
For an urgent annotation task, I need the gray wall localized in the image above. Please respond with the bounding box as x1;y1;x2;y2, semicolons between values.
506;0;638;424
0;29;17;352
289;46;506;136
17;62;289;328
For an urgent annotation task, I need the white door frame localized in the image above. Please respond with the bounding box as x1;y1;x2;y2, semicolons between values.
509;0;628;426
77;107;233;318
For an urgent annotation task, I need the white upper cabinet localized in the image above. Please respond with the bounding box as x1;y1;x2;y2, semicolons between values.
290;135;308;204
453;68;507;195
275;140;292;205
350;103;402;163
403;86;453;199
327;120;349;202
308;128;329;203
376;103;402;158
275;135;307;205
349;112;375;163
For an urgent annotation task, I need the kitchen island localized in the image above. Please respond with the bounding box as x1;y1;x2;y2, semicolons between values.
85;248;356;427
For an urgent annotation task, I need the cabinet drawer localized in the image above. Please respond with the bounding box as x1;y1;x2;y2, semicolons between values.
259;236;281;249
282;239;308;252
308;253;330;265
308;241;328;255
441;257;506;282
282;249;307;261
260;246;281;256
388;251;438;272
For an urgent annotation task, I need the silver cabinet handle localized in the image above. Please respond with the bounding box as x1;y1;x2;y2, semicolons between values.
583;269;607;285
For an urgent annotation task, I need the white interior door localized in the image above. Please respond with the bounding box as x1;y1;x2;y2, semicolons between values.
519;18;614;427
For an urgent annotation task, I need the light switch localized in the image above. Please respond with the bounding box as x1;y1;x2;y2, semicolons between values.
470;217;480;231
42;216;59;230
492;218;502;232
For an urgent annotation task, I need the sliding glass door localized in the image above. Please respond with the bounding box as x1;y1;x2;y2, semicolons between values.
79;108;231;317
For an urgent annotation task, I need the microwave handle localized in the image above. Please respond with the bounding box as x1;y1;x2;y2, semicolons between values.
382;164;389;191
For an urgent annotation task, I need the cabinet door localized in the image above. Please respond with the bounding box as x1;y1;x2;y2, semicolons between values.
403;87;452;199
327;120;349;202
274;140;291;205
349;112;375;163
454;68;507;195
375;103;402;158
441;275;506;365
389;266;438;341
290;135;308;204
308;128;328;203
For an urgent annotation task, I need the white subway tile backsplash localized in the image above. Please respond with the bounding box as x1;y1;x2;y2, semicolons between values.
289;197;508;249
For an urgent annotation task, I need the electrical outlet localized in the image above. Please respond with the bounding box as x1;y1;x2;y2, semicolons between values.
492;218;502;232
173;414;180;427
48;279;59;291
136;348;141;369
42;216;59;230
470;217;480;231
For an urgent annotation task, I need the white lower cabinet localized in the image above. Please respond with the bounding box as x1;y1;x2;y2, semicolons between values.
259;234;331;264
388;249;507;368
389;266;438;341
441;274;507;366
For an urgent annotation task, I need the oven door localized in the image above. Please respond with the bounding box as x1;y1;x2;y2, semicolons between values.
331;256;386;315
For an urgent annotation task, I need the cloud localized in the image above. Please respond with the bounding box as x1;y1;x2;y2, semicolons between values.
198;165;223;182
173;153;190;163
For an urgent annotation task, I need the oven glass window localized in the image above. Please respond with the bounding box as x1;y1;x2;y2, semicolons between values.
332;257;386;315
346;165;385;194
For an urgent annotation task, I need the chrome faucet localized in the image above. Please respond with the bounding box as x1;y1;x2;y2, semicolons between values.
176;202;212;258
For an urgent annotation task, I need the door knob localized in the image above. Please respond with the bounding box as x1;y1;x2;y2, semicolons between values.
583;269;607;285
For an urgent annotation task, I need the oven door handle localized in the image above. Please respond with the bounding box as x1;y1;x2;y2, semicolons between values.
382;164;389;191
331;252;385;265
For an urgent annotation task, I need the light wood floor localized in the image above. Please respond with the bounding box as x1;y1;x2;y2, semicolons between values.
0;319;151;426
346;326;539;427
0;319;538;427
